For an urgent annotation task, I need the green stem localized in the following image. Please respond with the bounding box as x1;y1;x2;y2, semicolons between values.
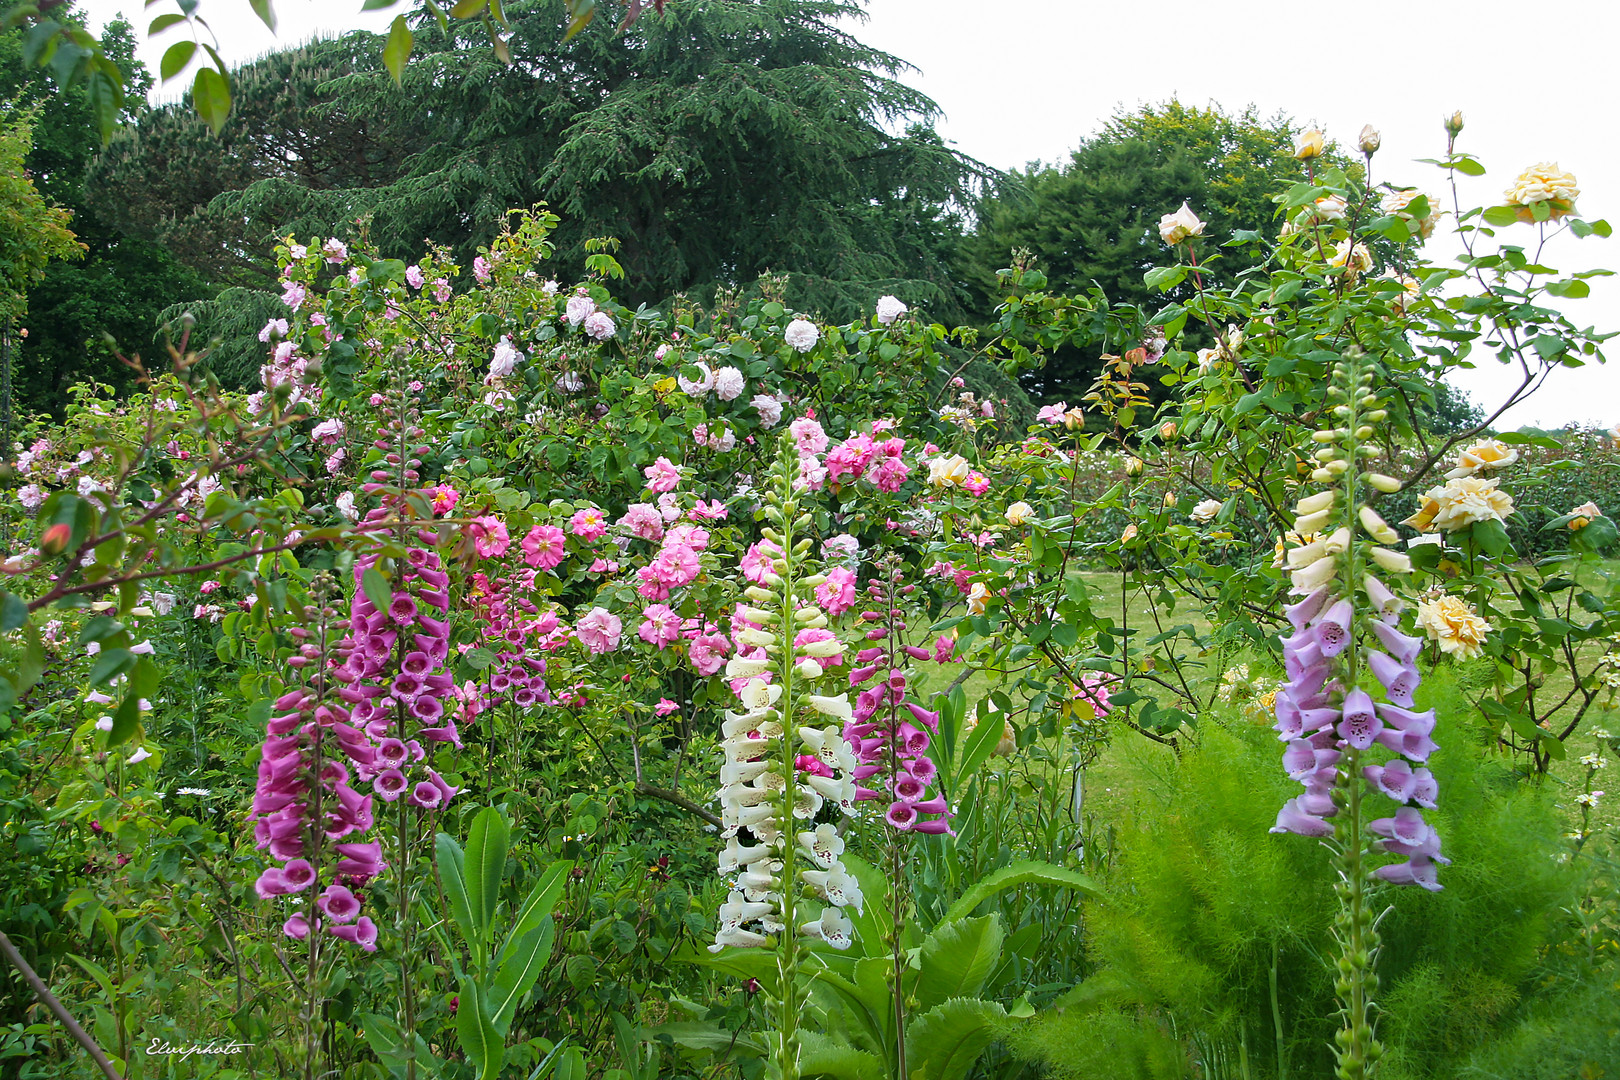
774;481;803;1080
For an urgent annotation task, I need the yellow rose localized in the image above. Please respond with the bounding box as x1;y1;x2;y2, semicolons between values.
966;581;992;615
1294;128;1325;160
1415;594;1491;660
1504;162;1579;222
1190;499;1223;525
1005;501;1034;526
1568;501;1602;529
1420;476;1516;531
1121;523;1139;543
1445;439;1518;479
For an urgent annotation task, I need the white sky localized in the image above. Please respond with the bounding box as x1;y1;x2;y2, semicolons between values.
80;0;1620;428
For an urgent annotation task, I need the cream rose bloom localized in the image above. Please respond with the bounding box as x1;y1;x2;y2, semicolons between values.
1445;439;1519;479
1190;499;1223;525
1327;239;1374;280
1312;194;1348;222
1404;476;1516;532
1415;594;1491;660
1504;162;1579;221
966;581;992;615
1158;202;1206;245
1005;501;1034;526
927;454;971;489
1294;128;1325;160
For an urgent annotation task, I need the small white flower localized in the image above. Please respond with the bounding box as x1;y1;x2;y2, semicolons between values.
783;319;820;353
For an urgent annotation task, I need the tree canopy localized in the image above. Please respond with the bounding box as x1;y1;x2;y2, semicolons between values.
92;0;995;329
955;100;1335;402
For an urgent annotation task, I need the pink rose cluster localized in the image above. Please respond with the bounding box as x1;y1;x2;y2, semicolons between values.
785;415;911;495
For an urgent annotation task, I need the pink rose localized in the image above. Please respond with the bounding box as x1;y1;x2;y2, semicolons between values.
521;524;567;570
688;633;730;676
575;607;622;653
468;516;509;558
569;507;607;541
638;604;682;649
643;456;682;492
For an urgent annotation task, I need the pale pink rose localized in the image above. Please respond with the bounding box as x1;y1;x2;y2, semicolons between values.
565;292;596;327
688;633;730;676
741;540;782;584
713;366;746;400
311;418;346;445
583;311;617;340
638;604;682;649
618;503;665;542
655;698;679;716
575;607;622;653
643;457;682;492
752;394;784;427
784;318;819;352
789;417;828;454
1037;402;1068;424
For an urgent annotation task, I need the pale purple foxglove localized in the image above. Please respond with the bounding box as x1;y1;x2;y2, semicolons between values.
1366;649;1421;706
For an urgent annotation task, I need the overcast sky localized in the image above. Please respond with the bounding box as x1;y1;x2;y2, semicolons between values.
81;0;1620;428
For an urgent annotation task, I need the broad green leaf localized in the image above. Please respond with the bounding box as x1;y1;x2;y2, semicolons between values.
0;589;26;632
382;15;413;84
149;13;187;33
1482;205;1519;227
88;647;135;686
643;1021;765;1056
160;39;195;82
106;691;143;746
798;1032;885;1080
952;702;1006;788
361;566;393;612
506;860;571;944
435;831;476;951
936;859;1099;930
450;0;488;16
903;998;1008;1080
465;806;511;947
489;919;554;1033
837;853;892;960
192;66;231;133
454;979;504;1080
248;0;276;31
916;914;1002;1011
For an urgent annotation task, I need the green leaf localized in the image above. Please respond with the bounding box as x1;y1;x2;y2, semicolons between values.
449;0;487;14
106;691;142;746
952;703;1005;788
798;1032;886;1080
454;979;504;1080
435;831;476;950
464;647;497;671
465;807;511;948
644;1021;765;1057
936;859;1099;930
382;15;413;84
1471;518;1512;559
903;998;1008;1080
0;589;26;632
88;647;135;686
1482;205;1519;227
489;919;554;1033
160;39;196;82
506;861;571;944
149;12;187;33
191;66;231;134
361;566;393;612
248;0;276;30
916;914;1003;1011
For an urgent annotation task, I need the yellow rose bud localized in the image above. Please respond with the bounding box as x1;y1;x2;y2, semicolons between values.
1358;124;1381;155
1121;523;1139;543
1005;501;1034;526
1444;110;1465;137
1160;422;1178;440
1124;455;1145;477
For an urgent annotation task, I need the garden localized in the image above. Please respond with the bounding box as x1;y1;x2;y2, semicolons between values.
2;3;1620;1079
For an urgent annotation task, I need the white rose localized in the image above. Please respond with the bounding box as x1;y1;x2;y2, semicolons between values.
784;319;820;353
1157;201;1205;245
